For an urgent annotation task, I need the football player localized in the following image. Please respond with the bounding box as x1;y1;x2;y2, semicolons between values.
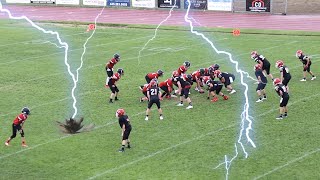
214;70;236;94
210;63;220;71
273;78;290;120
275;60;292;93
296;50;316;81
251;51;274;80
105;53;120;87
139;83;151;102
5;107;30;147
159;78;175;99
177;61;191;75
145;80;164;121
191;69;204;93
145;69;164;83
116;108;132;152
254;64;267;102
108;68;124;103
176;74;193;109
202;76;229;102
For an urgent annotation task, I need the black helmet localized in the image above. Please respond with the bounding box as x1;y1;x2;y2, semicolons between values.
187;74;192;80
199;68;205;75
117;68;124;75
21;107;30;115
114;53;120;61
213;64;220;70
208;67;214;74
183;61;191;68
157;69;164;76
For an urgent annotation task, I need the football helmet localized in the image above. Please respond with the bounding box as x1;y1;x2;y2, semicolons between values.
114;53;120;61
21;107;30;115
212;64;220;70
275;60;284;68
172;70;179;77
296;50;303;58
186;74;192;80
273;78;281;86
116;108;125;117
157;69;164;76
199;68;205;75
183;61;191;68
208;67;214;74
117;68;124;75
251;51;258;59
150;79;157;87
254;64;262;71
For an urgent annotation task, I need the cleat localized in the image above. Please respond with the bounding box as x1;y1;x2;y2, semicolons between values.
195;87;199;91
118;149;124;152
276;116;283;120
211;97;218;102
300;78;307;81
229;89;236;94
127;145;131;149
256;99;263;103
176;103;184;107
5;142;9;146
186;105;193;109
160;116;164;120
311;76;316;80
139;98;143;102
145;116;149;121
22;144;28;147
284;115;288;118
262;97;267;100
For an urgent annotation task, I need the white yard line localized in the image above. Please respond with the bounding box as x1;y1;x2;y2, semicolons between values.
253;148;320;180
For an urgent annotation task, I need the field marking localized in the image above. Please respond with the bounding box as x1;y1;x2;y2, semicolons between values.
87;124;236;180
86;92;320;179
253;147;320;180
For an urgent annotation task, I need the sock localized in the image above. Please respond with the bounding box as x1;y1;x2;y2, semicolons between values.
279;114;283;117
109;99;113;103
121;145;125;150
180;101;183;104
146;115;149;117
115;97;118;100
160;114;162;117
284;112;287;116
189;102;192;106
312;75;315;77
259;96;262;100
127;142;131;148
263;95;267;98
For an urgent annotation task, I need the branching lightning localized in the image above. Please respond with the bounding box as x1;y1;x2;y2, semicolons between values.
0;3;105;118
184;1;256;179
137;1;177;65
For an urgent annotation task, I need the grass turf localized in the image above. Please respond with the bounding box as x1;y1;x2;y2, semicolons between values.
0;19;319;179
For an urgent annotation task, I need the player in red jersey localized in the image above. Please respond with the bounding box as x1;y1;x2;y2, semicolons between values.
5;107;30;147
105;53;120;87
108;68;124;103
139;83;151;102
145;70;163;83
177;61;191;75
191;69;204;93
159;78;174;99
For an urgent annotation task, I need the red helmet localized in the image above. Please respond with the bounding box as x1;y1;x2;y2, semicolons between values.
254;64;262;71
214;70;221;77
296;50;303;58
150;79;157;87
116;108;125;117
273;78;281;86
172;70;179;77
251;51;258;59
275;60;284;68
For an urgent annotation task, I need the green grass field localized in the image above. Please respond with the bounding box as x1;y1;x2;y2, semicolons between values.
0;19;319;180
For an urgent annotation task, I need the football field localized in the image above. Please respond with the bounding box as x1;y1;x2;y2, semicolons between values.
0;19;319;179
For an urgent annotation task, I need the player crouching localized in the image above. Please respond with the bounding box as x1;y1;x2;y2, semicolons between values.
273;78;290;120
202;76;229;102
159;78;175;99
145;69;164;83
213;70;236;94
176;74;193;109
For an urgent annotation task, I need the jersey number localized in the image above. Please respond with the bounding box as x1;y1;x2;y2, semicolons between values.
150;89;157;96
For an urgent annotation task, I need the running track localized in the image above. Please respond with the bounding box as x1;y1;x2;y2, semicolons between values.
1;5;320;31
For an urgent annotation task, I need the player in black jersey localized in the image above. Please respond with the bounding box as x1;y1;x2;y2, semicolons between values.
213;70;236;94
176;74;193;109
251;51;274;80
275;60;292;93
296;50;316;81
145;80;164;120
273;78;290;120
116;108;132;152
254;64;267;102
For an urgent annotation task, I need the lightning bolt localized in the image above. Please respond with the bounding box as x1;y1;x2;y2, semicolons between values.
137;1;177;65
0;3;105;118
184;1;256;179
